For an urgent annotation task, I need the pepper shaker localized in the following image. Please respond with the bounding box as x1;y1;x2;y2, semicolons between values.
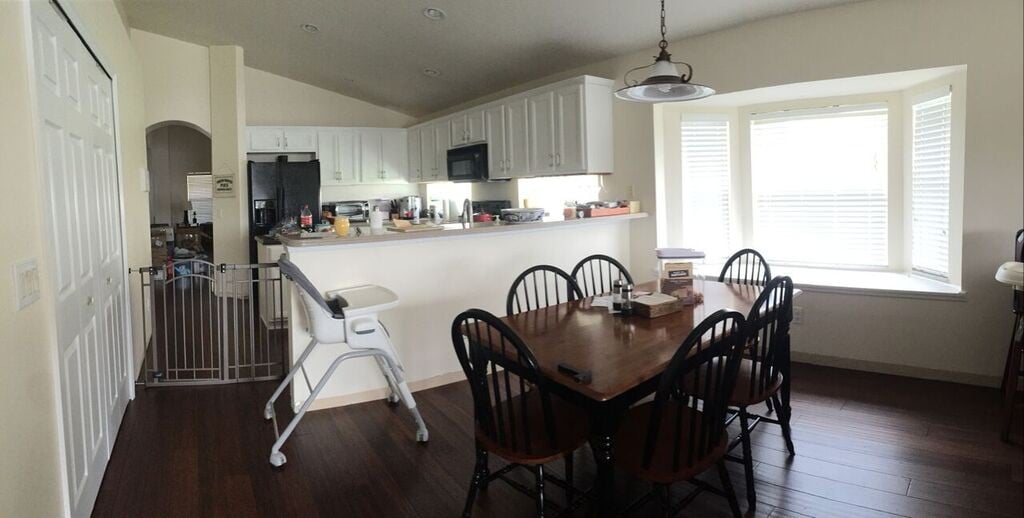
621;283;635;316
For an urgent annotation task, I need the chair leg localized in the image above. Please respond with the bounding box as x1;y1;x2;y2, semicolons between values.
716;460;742;518
772;394;796;455
535;464;546;518
1002;318;1023;442
737;408;757;514
462;446;489;518
765;397;775;414
655;483;671;517
563;452;574;506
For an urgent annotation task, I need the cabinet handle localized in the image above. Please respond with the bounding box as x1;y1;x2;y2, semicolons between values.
555;153;561;166
284;136;289;148
276;136;281;148
86;296;94;307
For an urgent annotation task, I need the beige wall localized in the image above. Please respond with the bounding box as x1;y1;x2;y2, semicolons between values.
210;46;250;267
425;0;1024;384
245;67;415;128
131;29;211;133
0;0;151;515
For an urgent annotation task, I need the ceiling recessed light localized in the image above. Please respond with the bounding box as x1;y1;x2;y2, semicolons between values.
422;68;441;77
423;7;446;20
301;23;320;33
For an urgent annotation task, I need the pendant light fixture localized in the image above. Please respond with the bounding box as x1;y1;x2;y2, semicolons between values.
615;0;714;103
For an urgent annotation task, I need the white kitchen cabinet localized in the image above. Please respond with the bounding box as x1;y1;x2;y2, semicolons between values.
317;130;359;185
554;84;585;172
407;128;423;182
483;105;508;179
505;98;530;177
431;120;451;181
449;109;485;147
359;129;407;184
248;126;317;152
420;125;438;181
528;91;557;174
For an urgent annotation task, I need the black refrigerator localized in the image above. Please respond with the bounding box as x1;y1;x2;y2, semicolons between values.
247;156;321;262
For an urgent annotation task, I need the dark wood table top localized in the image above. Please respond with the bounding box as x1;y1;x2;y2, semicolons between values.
501;281;774;403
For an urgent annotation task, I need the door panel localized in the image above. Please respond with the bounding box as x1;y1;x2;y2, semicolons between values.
467;109;486;143
450;117;467;146
380;131;407;182
421;125;437;178
433;122;451;180
359;131;383;183
556;85;585;172
528;92;555;174
31;4;131;516
505;99;530;177
407;128;422;181
483;105;506;178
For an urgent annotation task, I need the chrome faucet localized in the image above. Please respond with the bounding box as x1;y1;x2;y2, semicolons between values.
460;198;472;224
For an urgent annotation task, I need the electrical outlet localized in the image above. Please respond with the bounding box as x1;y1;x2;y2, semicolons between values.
792;306;804;325
627;185;636;199
13;258;40;310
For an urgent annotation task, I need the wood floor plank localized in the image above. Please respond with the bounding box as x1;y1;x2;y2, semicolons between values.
92;363;1023;518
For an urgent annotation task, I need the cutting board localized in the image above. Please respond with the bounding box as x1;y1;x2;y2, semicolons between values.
387;224;445;233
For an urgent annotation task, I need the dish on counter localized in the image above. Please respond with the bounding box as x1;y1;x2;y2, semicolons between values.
500;208;546;224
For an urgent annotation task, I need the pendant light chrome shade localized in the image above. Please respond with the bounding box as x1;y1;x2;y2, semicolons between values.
615;0;714;103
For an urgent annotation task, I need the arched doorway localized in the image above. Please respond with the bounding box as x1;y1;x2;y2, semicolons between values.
146;121;212;265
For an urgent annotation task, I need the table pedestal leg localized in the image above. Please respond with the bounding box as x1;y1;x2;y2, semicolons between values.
591;416;616;518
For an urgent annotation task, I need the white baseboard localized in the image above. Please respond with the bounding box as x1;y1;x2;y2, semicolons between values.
792;351;1001;388
308;370;465;411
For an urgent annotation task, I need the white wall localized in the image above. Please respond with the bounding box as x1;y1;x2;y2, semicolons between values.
245;67;416;128
423;0;1024;385
130;29;211;133
0;0;151;514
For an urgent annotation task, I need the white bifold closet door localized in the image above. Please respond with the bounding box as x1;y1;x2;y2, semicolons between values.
30;2;131;516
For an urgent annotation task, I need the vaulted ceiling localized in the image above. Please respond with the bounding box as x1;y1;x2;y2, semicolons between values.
123;0;864;117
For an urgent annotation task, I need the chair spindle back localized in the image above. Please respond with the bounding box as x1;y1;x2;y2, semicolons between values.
719;249;772;286
571;254;634;298
742;276;794;402
506;265;584;315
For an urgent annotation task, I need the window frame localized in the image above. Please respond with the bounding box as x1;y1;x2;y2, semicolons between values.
660;71;966;290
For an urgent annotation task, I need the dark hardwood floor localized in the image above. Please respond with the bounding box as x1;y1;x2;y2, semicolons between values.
93;363;1023;517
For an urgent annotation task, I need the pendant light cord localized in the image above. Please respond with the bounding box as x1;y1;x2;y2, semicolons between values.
659;0;668;50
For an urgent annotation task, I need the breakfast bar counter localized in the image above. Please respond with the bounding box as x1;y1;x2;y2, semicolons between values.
279;213;646;411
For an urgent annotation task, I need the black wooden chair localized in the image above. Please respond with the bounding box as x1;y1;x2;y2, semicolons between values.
507;265;584;315
452;309;589;517
718;248;772;286
725;275;795;513
613;309;746;517
570;254;634;298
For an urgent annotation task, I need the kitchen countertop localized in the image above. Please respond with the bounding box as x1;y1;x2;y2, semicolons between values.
278;212;648;249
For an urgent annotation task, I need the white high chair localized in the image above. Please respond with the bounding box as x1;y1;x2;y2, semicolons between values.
264;256;428;467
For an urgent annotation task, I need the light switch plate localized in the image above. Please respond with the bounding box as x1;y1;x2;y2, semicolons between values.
13;258;40;310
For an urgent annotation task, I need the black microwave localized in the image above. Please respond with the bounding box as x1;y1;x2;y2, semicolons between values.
447;143;489;182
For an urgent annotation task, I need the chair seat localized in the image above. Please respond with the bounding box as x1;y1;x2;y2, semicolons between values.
475;390;589;465
614;401;728;484
684;358;783;407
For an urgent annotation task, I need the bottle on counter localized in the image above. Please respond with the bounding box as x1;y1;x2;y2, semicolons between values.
333;215;350;237
300;205;313;231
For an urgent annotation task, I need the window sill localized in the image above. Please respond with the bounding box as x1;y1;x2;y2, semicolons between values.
696;264;966;301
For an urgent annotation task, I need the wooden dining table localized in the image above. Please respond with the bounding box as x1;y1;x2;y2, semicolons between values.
497;280;796;516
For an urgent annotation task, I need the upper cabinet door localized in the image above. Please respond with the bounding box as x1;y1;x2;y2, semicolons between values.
317;130;359;185
249;128;284;152
317;130;339;185
505;99;530;177
420;125;437;179
467;109;486;143
335;130;359;184
483;105;507;179
380;130;407;183
282;127;317;152
360;131;383;183
555;85;585;173
407;128;422;182
433;121;451;180
450;117;468;146
528;91;556;174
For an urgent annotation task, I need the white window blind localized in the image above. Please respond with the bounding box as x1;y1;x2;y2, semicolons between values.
186;173;213;224
750;105;889;268
681;117;732;260
910;91;952;278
